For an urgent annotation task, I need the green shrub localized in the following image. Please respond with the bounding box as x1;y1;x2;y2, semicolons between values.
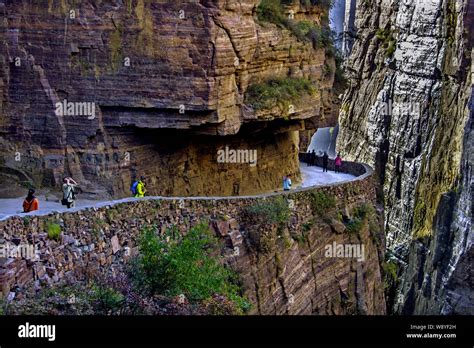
385;40;396;58
23;216;31;227
256;0;287;27
242;196;290;228
343;203;375;235
353;203;375;220
383;261;398;289
376;28;397;58
308;26;334;49
7;283;97;315
345;217;363;234
257;0;334;50
46;222;61;241
245;77;316;111
310;191;335;216
302;220;313;232
91;285;125;314
132;223;250;313
334;51;347;89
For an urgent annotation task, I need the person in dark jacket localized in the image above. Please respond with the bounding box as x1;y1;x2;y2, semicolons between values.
310;149;316;167
322;152;329;172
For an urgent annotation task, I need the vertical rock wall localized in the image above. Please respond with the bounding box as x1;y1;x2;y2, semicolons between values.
337;0;472;314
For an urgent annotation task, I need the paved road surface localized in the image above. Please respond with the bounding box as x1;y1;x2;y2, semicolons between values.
0;162;357;221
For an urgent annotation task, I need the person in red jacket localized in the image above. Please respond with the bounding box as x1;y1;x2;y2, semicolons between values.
335;153;343;173
23;189;39;213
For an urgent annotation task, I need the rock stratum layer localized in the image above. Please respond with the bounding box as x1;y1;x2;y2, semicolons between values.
0;0;338;198
0;168;386;315
337;0;473;314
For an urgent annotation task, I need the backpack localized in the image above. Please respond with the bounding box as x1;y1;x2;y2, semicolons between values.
131;181;139;195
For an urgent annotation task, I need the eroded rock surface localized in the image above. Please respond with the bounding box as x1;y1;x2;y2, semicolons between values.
337;0;473;314
0;0;338;197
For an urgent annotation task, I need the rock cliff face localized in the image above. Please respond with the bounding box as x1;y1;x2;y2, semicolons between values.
337;0;473;314
0;0;338;198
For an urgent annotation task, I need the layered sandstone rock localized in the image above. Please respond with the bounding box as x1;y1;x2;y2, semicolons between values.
337;0;473;314
0;0;338;197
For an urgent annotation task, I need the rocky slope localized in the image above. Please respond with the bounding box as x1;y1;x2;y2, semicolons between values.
0;0;338;198
337;0;473;314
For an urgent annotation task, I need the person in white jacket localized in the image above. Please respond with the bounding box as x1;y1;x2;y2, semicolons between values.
62;177;78;208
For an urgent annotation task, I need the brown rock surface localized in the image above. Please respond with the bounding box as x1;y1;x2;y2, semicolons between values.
0;0;338;197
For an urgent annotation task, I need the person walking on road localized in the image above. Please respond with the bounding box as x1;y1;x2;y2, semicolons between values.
322;152;329;173
310;149;316;167
62;177;77;209
335;153;343;173
283;174;292;191
131;176;146;198
22;188;39;213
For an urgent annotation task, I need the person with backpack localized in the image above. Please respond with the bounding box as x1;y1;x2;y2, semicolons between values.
22;188;39;213
62;177;77;209
335;153;343;173
322;152;329;173
131;176;146;198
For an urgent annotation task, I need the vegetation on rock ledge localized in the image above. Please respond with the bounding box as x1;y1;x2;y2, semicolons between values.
376;28;397;58
241;196;290;228
310;191;336;215
245;77;316;111
5;223;250;316
131;223;250;314
257;0;334;50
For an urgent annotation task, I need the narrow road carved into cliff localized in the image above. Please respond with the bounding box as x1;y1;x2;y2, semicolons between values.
0;162;369;221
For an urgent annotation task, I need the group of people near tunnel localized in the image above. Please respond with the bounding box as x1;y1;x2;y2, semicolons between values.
307;150;343;173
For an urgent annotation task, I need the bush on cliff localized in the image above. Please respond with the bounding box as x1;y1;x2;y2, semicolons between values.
91;284;125;314
242;196;290;228
257;0;287;26
376;28;397;58
257;0;334;49
343;203;375;235
383;261;398;290
245;77;316;111
310;191;335;216
131;223;250;313
46;222;61;241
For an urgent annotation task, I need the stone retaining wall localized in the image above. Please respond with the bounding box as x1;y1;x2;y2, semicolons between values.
0;164;386;315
